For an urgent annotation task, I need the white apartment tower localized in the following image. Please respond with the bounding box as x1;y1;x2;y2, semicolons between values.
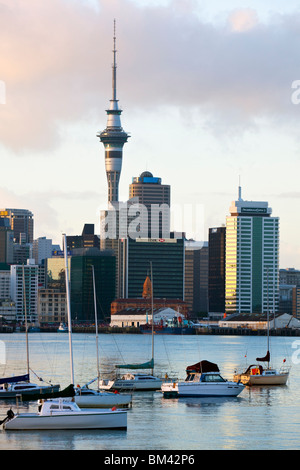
225;187;279;315
10;260;39;323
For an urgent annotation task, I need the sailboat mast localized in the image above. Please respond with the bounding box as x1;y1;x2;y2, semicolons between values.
22;264;29;378
63;234;75;385
150;261;154;375
92;265;100;387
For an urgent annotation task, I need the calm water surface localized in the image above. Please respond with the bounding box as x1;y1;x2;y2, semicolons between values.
0;332;299;450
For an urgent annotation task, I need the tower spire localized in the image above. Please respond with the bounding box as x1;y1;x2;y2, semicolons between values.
97;20;130;204
112;18;117;101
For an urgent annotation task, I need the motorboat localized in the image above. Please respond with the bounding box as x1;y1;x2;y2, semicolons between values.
1;397;127;430
161;360;245;398
100;372;163;391
0;374;60;399
74;380;132;408
57;322;68;333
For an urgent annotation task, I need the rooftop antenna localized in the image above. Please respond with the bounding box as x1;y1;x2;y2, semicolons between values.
238;175;242;201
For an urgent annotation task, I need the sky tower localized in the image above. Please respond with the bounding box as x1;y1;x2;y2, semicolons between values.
97;20;129;203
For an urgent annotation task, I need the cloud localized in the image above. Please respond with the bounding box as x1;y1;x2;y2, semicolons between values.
0;0;299;153
227;8;259;32
0;185;102;243
278;192;300;198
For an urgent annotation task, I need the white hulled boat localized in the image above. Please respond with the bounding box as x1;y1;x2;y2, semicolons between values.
1;397;127;430
100;367;163;392
74;386;132;408
161;360;244;398
57;322;68;333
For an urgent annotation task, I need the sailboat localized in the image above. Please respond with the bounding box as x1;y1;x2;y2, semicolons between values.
1;234;127;430
99;262;162;391
74;265;132;408
233;270;290;386
0;264;60;399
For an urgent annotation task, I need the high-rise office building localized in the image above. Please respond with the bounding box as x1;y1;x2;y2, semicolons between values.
125;235;185;300
67;224;100;251
0;208;34;244
10;259;39;323
0;263;11;300
208;227;226;314
70;248;116;322
184;241;208;314
0;218;14;264
97;21;129;204
129;171;170;238
32;237;53;265
293;287;300;319
279;268;300;286
225;187;279;315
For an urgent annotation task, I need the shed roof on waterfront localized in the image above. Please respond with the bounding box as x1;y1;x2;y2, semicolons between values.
219;313;300;329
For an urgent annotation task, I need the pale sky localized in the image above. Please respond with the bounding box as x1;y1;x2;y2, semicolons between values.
0;0;300;268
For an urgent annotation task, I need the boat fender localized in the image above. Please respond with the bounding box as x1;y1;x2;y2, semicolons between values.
173;382;176;388
112;406;117;411
113;390;119;394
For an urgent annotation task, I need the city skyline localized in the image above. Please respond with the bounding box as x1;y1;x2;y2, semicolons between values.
0;0;299;268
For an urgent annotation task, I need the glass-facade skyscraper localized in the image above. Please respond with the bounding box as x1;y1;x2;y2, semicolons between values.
70;248;116;322
208;227;226;314
225;188;279;315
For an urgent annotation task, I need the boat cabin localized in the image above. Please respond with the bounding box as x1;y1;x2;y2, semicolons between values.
38;399;79;414
185;372;227;383
0;383;40;392
120;373;157;382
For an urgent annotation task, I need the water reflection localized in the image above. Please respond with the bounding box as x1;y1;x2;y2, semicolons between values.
2;428;127;451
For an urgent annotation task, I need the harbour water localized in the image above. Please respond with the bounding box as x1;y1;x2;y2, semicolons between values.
0;332;299;451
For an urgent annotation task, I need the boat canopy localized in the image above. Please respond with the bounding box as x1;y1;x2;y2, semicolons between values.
116;358;154;370
244;364;263;375
0;374;29;385
186;360;220;373
256;350;270;362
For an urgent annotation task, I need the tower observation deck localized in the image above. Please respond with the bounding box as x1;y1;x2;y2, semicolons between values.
97;20;129;203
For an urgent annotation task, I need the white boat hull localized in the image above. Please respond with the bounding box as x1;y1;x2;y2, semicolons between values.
162;381;244;397
4;409;127;430
75;392;132;408
100;376;162;391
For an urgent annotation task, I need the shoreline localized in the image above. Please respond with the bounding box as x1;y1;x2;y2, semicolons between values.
1;325;300;336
